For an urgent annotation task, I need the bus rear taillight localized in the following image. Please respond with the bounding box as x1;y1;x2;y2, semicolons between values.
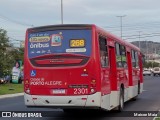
81;68;88;76
25;79;30;94
90;79;96;94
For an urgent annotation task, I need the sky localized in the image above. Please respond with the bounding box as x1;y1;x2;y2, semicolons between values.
0;0;160;47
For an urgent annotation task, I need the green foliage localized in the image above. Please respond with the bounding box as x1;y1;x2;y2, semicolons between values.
0;83;23;95
143;61;160;68
155;117;160;120
0;28;24;77
0;29;9;76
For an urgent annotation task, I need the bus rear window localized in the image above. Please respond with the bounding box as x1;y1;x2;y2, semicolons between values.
28;29;92;59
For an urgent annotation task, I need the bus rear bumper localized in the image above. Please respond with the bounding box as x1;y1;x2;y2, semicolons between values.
24;92;101;108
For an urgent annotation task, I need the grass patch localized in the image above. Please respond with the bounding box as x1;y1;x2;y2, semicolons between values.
0;83;23;95
153;116;160;120
155;117;160;120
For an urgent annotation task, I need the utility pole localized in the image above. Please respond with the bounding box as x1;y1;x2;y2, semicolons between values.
138;31;142;50
117;15;126;39
146;40;148;61
152;41;154;68
61;0;63;24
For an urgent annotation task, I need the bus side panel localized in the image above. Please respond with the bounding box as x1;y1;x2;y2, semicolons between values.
126;50;137;99
92;26;101;93
127;51;133;86
93;29;111;110
109;46;117;91
132;67;139;98
108;46;119;109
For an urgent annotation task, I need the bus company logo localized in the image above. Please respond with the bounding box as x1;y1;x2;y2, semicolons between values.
29;36;50;42
51;33;63;46
30;43;49;48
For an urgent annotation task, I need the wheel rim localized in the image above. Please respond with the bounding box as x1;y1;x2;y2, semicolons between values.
120;93;124;109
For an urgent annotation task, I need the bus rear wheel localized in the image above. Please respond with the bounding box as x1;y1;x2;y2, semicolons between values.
118;88;124;111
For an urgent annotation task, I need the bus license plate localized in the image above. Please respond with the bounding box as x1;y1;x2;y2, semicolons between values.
52;89;66;94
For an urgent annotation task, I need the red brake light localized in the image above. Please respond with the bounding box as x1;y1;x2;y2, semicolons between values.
25;79;30;94
90;79;96;94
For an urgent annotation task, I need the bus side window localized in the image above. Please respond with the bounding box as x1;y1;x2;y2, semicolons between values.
135;52;139;68
115;43;127;68
115;43;123;68
121;45;127;68
99;36;109;67
131;50;139;68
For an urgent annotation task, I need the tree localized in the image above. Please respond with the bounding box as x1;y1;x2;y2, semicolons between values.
143;61;159;68
0;28;10;76
0;28;24;77
3;48;24;75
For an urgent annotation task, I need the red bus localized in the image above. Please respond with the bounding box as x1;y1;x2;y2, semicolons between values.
24;24;143;111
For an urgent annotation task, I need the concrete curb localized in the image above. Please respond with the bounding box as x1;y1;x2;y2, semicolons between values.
153;110;160;120
0;93;24;99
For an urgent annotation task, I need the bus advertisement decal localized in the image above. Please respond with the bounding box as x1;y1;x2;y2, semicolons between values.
51;34;63;46
29;36;50;43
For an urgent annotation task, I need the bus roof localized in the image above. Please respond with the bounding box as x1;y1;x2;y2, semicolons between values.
95;25;140;52
27;24;93;32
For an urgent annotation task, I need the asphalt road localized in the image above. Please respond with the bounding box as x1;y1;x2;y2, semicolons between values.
0;76;160;120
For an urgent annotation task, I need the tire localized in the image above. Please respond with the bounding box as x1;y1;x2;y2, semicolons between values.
138;82;140;94
116;88;124;112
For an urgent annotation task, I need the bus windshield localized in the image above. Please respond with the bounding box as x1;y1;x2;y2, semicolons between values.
28;29;92;59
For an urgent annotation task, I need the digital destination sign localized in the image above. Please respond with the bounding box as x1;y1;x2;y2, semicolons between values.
70;39;85;48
